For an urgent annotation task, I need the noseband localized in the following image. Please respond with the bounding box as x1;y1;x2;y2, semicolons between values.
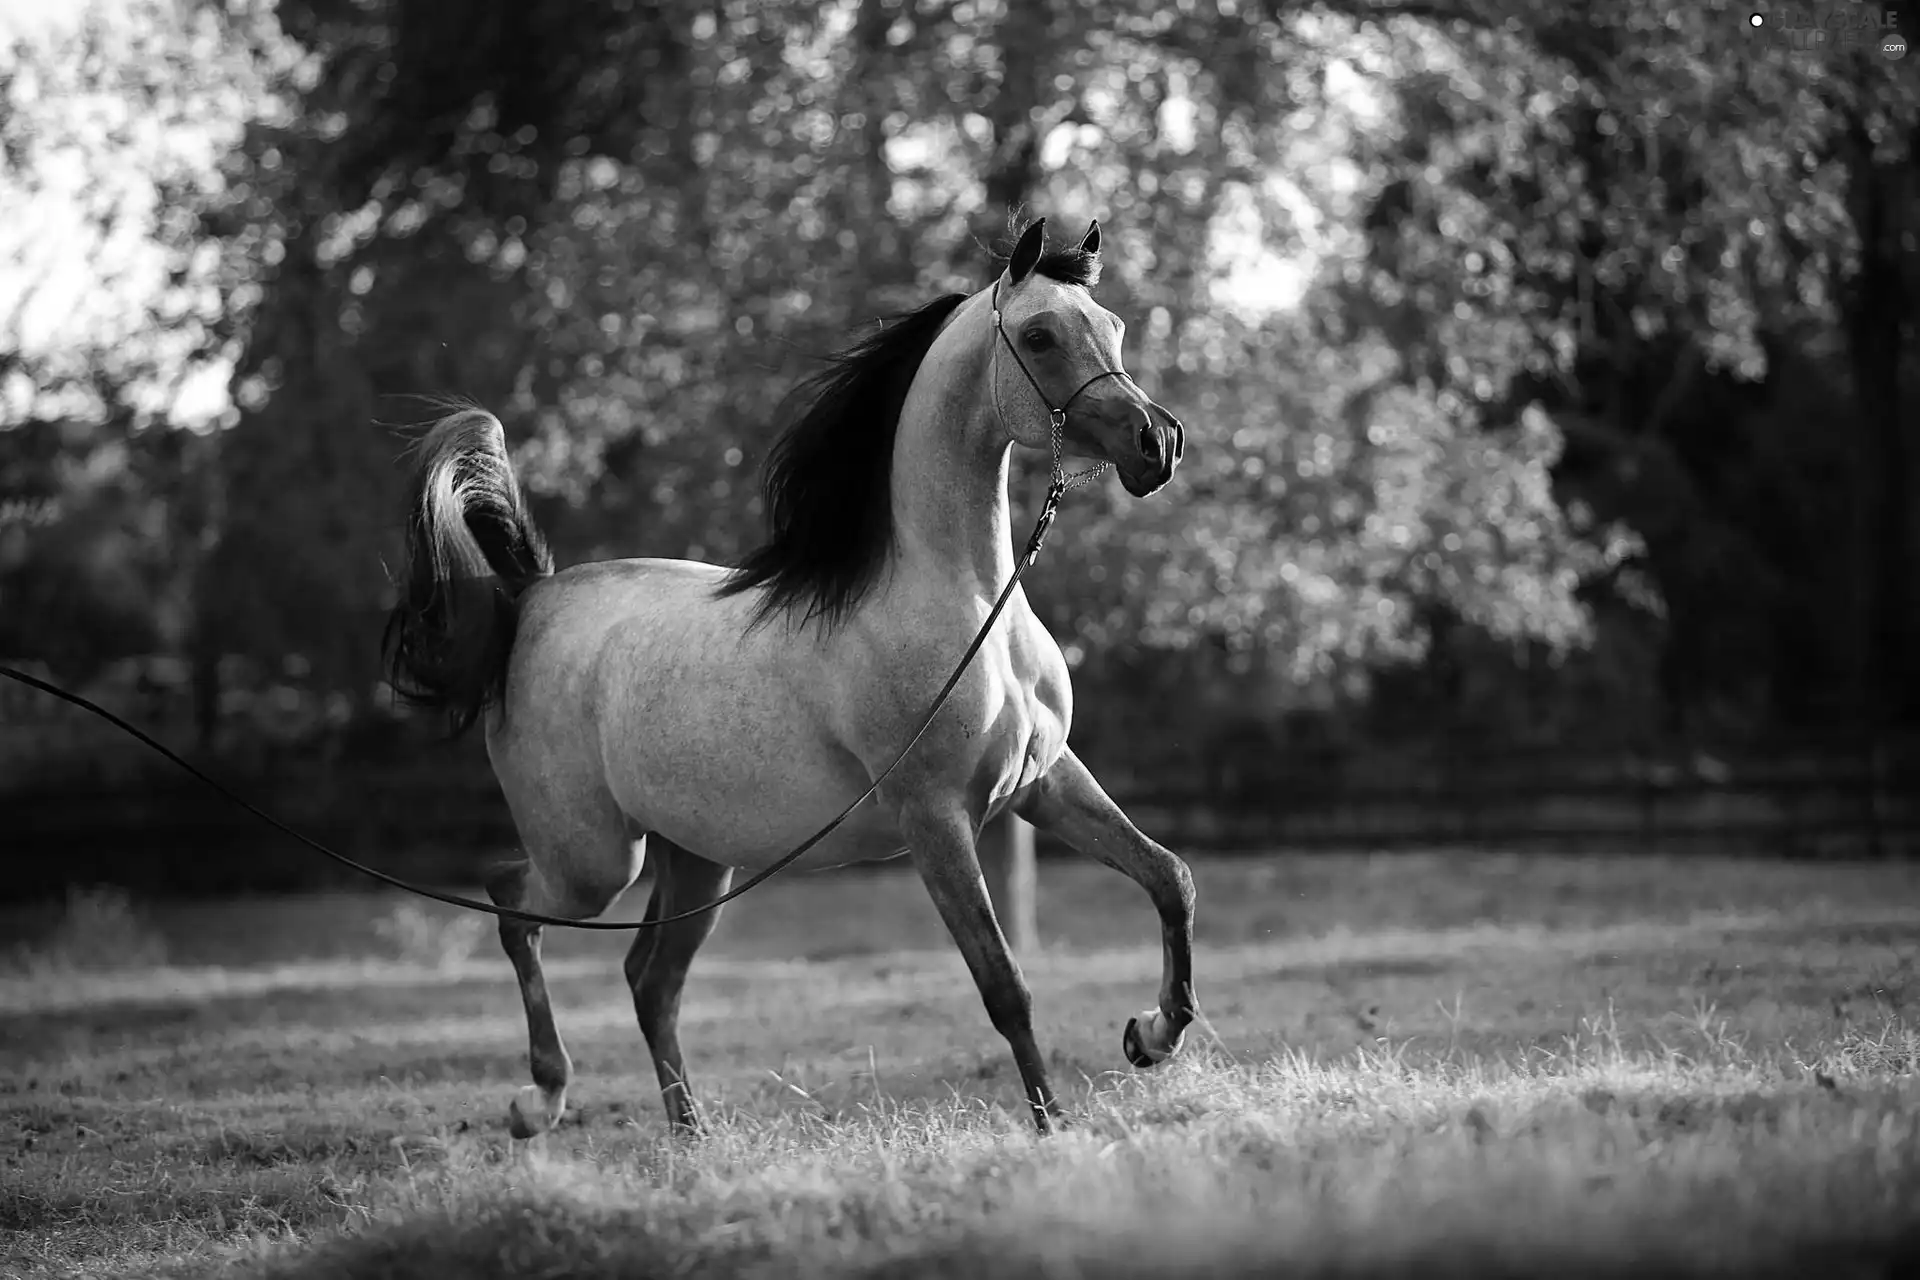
990;278;1184;493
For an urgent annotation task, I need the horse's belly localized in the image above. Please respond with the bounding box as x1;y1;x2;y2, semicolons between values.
598;669;911;872
625;744;911;872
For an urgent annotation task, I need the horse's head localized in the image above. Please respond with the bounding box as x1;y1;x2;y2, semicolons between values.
989;218;1186;498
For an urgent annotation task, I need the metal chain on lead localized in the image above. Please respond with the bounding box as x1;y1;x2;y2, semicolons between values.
1047;408;1111;495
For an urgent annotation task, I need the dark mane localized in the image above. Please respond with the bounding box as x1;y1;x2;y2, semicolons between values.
717;292;968;629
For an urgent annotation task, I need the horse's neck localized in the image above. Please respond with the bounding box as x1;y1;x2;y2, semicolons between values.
888;332;1017;599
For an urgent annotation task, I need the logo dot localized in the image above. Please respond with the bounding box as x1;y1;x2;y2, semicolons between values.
1748;12;1764;26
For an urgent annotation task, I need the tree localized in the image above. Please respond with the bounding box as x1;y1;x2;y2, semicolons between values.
0;0;286;691
24;0;1888;786
1322;0;1919;732
196;0;668;704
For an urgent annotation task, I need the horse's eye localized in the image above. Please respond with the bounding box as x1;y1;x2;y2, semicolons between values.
1024;330;1055;353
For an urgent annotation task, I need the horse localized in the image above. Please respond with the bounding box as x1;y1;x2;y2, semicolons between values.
381;217;1198;1137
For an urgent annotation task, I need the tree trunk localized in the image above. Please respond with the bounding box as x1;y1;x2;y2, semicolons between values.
978;0;1055;242
969;5;1055;950
981;811;1038;953
844;0;900;308
1841;116;1915;731
189;621;222;750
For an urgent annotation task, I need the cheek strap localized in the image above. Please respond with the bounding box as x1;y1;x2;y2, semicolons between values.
991;280;1122;493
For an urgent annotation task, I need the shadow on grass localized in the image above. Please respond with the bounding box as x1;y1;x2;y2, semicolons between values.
244;1201;1920;1280
229;1070;1920;1280
862;1233;1920;1280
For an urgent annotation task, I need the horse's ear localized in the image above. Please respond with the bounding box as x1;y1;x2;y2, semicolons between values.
1008;218;1046;285
1080;220;1101;256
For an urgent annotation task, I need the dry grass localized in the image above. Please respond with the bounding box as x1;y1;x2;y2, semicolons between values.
369;902;490;971
3;886;169;977
3;851;1919;1279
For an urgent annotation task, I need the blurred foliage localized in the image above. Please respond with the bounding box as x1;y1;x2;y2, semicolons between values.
1330;0;1919;733
1;0;1916;778
0;0;276;428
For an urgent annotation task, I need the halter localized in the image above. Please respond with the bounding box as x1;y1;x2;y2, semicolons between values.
990;278;1131;505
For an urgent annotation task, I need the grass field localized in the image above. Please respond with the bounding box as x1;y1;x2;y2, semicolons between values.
5;850;1920;1278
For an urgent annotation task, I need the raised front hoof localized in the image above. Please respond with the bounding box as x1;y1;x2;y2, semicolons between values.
508;1085;557;1140
1123;1010;1184;1069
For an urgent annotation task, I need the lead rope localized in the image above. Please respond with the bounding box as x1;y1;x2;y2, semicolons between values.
0;305;1100;932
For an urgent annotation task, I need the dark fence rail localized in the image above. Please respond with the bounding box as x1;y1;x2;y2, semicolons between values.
3;726;1917;901
1098;734;1920;859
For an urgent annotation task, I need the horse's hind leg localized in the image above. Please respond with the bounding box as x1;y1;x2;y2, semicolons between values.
485;864;567;1137
1017;746;1197;1067
487;794;640;1139
622;839;732;1133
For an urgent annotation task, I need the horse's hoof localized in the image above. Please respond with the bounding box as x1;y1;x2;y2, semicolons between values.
1123;1016;1155;1068
508;1085;553;1139
1123;1009;1182;1068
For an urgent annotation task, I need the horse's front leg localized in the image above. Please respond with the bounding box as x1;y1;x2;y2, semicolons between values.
1017;745;1198;1067
898;798;1064;1133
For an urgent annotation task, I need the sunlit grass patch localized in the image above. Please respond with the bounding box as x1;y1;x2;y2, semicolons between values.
1822;1012;1920;1078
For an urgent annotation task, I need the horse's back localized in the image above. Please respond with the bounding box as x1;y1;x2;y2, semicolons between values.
512;557;736;657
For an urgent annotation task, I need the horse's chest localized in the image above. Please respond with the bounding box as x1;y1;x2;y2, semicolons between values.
861;605;1070;807
984;625;1072;797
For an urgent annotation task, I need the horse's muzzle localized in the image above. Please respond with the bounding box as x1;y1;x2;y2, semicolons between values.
1118;401;1185;497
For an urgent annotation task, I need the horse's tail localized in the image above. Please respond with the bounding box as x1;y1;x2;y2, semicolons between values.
381;404;553;736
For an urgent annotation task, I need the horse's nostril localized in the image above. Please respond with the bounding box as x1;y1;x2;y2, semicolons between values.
1139;424;1159;461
